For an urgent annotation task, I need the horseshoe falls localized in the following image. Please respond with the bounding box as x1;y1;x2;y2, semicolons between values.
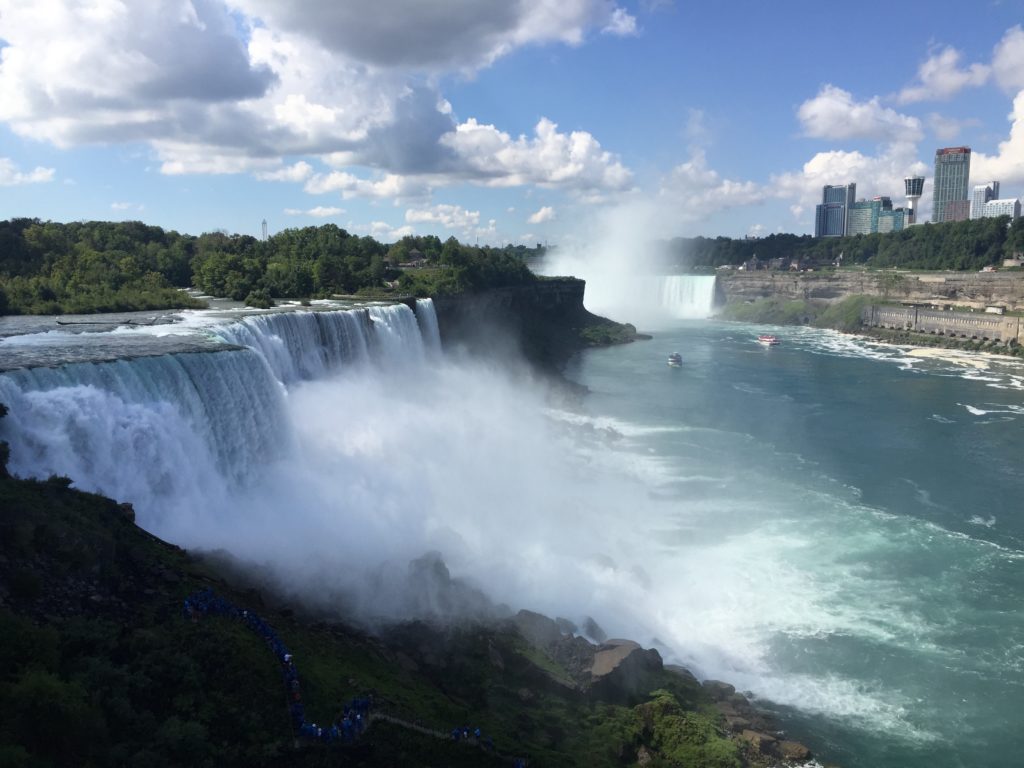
2;303;1024;767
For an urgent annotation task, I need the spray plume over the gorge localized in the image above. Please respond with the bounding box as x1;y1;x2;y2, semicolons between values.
539;201;717;328
0;301;672;640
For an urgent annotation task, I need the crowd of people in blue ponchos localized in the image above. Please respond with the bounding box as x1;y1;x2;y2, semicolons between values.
183;588;374;744
183;588;525;763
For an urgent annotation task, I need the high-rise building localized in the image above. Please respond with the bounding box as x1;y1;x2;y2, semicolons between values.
932;147;971;223
971;182;1000;219
904;176;925;224
981;198;1022;219
846;196;904;235
815;183;856;237
877;209;906;233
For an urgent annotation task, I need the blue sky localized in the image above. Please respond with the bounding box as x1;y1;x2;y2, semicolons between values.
1;0;1023;245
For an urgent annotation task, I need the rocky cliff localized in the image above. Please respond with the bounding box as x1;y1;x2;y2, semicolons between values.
431;278;643;370
719;270;1024;311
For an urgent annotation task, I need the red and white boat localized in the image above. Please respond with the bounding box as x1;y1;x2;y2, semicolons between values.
757;334;780;346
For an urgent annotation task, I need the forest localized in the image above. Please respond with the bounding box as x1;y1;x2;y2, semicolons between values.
657;215;1024;273
3;215;1023;315
0;219;540;315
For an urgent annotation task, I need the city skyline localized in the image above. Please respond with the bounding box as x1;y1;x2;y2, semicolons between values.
1;1;1024;245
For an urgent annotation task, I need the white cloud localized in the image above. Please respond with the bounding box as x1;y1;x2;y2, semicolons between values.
659;150;765;223
405;204;480;230
232;0;631;70
0;157;55;185
0;0;275;147
992;26;1024;93
353;220;415;241
898;46;989;104
772;142;928;212
256;161;314;182
441;117;633;191
602;7;638;36
284;206;345;217
111;201;144;211
972;91;1024;186
798;85;922;142
927;112;980;142
0;0;632;208
528;206;556;223
305;171;429;200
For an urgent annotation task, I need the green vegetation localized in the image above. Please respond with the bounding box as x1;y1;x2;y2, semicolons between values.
719;294;872;334
659;215;1024;272
0;219;544;315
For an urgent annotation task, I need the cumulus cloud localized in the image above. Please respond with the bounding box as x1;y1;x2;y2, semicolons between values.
441;117;632;191
992;26;1024;93
0;0;275;147
927;112;980;142
355;220;415;241
772;142;928;214
602;8;639;36
232;0;631;70
798;85;922;142
528;206;556;223
0;0;634;206
256;161;315;182
405;204;481;230
898;46;989;104
305;171;430;200
0;157;55;186
284;206;345;217
659;149;765;223
972;91;1024;186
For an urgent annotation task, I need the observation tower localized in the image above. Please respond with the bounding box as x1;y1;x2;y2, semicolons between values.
904;176;925;225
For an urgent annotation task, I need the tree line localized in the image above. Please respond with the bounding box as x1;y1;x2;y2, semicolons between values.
656;215;1024;272
0;219;541;315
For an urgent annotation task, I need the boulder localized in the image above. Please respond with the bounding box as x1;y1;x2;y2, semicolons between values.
702;679;736;700
514;609;564;650
776;740;811;760
740;729;776;752
589;639;664;702
582;616;607;643
664;664;699;685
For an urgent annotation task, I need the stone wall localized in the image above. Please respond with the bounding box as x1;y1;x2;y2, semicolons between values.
861;304;1021;341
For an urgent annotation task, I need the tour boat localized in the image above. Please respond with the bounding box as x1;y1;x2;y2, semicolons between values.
757;334;780;346
667;352;682;367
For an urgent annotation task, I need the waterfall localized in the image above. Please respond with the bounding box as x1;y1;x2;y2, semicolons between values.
0;301;441;519
0;349;289;512
659;275;717;319
415;298;442;353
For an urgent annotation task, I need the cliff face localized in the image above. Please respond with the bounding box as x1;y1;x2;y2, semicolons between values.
431;278;640;370
718;271;1024;311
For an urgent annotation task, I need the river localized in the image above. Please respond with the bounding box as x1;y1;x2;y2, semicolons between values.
1;298;1022;767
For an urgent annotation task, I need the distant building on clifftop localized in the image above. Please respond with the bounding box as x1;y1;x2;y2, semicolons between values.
904;176;925;225
932;147;971;223
971;182;1000;219
981;198;1022;220
815;183;856;237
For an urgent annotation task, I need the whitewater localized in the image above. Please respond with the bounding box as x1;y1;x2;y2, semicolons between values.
2;287;1023;767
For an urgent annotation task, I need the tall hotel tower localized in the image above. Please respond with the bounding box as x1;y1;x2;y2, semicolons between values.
932;147;971;223
904;176;924;225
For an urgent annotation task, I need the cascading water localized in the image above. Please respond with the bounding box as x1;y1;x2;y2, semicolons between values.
659;275;717;319
0;302;436;522
415;298;442;353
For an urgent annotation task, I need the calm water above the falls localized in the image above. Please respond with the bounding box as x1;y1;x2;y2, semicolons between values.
566;320;1024;768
